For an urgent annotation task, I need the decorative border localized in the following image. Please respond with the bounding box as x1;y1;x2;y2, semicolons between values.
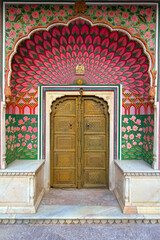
40;85;121;160
0;218;160;225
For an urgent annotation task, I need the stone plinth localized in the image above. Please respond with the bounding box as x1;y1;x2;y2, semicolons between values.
0;160;45;214
114;160;160;214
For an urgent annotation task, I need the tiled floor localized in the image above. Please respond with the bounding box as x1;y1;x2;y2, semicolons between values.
41;189;119;206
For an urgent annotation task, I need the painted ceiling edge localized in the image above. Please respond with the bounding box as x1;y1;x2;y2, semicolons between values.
4;16;156;102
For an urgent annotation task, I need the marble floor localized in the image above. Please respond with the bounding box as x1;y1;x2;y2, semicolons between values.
41;188;119;206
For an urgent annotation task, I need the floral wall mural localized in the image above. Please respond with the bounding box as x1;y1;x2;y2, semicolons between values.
4;3;156;165
6;114;38;164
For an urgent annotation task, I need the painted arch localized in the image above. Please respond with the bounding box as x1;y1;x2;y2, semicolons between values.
6;17;154;99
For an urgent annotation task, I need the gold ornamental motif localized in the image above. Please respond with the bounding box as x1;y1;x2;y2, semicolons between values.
76;63;85;75
73;0;87;15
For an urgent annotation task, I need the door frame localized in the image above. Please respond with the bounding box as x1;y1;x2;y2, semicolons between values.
40;86;121;191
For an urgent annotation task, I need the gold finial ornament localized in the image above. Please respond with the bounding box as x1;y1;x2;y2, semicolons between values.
4;85;12;104
76;63;85;75
74;0;87;15
149;70;157;104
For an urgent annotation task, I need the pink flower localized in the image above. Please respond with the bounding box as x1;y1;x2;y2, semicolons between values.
131;6;137;12
139;142;143;145
14;23;21;30
108;11;115;17
27;143;32;149
147;136;150;142
33;127;37;133
130;116;136;122
135;119;141;125
8;145;10;149
147;16;152;22
143;135;146;140
17;8;21;14
136;133;141;139
126;21;131;26
31;135;37;140
59;10;66;17
9;116;12;121
150;23;155;30
127;143;132;149
123;118;128;123
140;24;147;31
34;144;37;148
32;11;39;18
6;41;11;46
116;10;121;16
54;5;59;10
149;145;152;149
22;142;26;147
13;118;16;123
95;10;102;17
21;126;26;132
9;7;16;15
122;144;125;148
9;135;13;141
151;136;154;142
17;143;20;147
89;9;93;15
140;10;145;15
129;134;134;140
139;128;142;131
122;127;126;132
122;12;129;19
149;127;152;133
9;15;14;21
146;8;153;16
28;126;32;133
124;5;130;9
17;127;20;131
25;26;32;33
18;119;24;125
5;119;9;126
24;5;30;12
47;10;52;16
9;30;16;38
132;15;138;23
41;16;47;23
129;28;135;34
123;134;128;140
144;32;151;39
6;22;12;28
133;142;137;146
114;17;120;24
41;9;45;15
150;120;154;126
23;116;30;122
32;4;38;8
31;118;37;124
102;6;107;11
64;5;68;9
30;20;35;25
150;42;154;48
68;9;72;14
133;125;138;131
93;5;97;10
127;126;131;132
11;145;14;151
23;14;29;22
25;134;30;140
146;145;148;151
7;126;10;133
18;133;23;139
147;116;151;122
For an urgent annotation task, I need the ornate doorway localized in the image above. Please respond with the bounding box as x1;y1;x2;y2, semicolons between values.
50;95;109;189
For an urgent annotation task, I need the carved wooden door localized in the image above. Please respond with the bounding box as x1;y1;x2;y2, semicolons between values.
50;96;109;189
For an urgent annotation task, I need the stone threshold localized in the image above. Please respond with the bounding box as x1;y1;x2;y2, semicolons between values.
0;205;160;224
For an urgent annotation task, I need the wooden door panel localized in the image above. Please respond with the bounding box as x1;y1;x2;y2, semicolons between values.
84;135;105;151
54;152;75;168
54;135;75;150
53;170;76;187
84;117;105;133
84;152;105;168
54;117;76;133
83;170;106;187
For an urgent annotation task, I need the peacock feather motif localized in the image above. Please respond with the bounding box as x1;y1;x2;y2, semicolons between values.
11;20;150;97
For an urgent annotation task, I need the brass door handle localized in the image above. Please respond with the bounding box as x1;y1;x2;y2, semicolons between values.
69;123;72;129
86;123;89;129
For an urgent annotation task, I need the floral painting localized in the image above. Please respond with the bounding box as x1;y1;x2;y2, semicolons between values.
6;114;38;164
122;114;154;164
5;4;156;56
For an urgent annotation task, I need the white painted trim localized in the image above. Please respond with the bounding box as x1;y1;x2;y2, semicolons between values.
44;90;115;191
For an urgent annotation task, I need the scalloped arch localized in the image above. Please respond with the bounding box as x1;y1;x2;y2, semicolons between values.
6;16;154;97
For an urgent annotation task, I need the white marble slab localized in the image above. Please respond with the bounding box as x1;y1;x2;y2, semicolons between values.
115;160;160;174
0;160;44;173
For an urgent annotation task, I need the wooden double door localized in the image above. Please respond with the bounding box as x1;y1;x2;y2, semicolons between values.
50;95;109;189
